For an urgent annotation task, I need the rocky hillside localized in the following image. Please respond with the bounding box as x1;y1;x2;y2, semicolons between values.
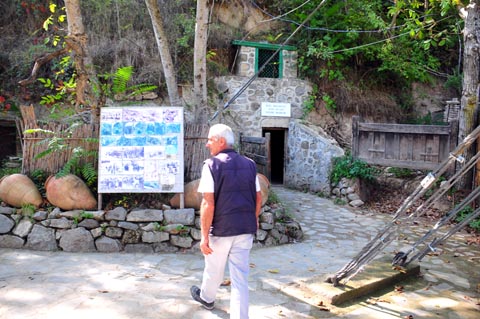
0;0;459;147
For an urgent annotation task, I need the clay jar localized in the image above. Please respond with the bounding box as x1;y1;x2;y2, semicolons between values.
257;173;270;206
0;173;43;208
169;173;270;209
45;174;97;210
170;179;203;209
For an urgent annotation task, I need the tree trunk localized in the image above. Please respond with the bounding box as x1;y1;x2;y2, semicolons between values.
193;0;209;123
458;0;480;190
64;0;99;123
145;0;180;106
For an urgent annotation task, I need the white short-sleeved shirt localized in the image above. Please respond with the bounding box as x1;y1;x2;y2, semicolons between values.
197;163;261;193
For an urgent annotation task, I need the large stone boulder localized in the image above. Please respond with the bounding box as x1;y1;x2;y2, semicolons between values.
59;227;95;252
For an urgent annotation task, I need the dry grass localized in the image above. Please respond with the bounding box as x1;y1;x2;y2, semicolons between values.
323;81;404;122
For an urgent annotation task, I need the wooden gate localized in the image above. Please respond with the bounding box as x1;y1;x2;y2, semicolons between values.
239;133;271;180
352;116;458;170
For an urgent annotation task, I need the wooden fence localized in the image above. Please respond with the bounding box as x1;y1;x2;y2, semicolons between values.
20;107;267;184
21;115;210;182
184;124;209;182
352;116;459;170
21;106;99;176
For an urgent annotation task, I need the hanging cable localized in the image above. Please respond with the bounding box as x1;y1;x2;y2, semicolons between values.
259;0;314;23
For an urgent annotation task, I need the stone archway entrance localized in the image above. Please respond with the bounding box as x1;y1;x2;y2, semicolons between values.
263;128;286;185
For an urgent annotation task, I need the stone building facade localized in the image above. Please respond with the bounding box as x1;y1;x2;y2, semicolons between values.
211;41;343;192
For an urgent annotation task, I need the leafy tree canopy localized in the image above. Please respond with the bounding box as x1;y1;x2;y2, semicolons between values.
267;0;465;86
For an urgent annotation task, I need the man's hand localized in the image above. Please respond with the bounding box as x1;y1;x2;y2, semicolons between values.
200;237;213;255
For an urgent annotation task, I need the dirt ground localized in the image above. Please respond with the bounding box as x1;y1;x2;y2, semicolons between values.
362;181;480;246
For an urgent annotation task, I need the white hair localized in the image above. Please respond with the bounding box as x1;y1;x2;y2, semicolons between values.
208;124;235;146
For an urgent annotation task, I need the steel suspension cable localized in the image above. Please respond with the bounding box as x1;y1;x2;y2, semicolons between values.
326;124;480;286
400;185;480;266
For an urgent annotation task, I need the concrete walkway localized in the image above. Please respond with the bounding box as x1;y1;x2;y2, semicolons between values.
0;186;479;318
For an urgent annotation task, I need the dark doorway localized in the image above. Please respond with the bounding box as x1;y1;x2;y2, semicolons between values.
0;123;17;162
263;128;286;184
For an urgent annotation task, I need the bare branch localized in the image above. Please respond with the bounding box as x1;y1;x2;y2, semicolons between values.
18;48;70;86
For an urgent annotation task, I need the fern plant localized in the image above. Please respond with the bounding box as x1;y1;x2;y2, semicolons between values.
95;66;157;100
24;125;98;190
56;149;98;189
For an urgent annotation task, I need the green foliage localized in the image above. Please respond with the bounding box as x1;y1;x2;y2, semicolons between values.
20;203;36;217
444;70;462;95
267;190;280;204
30;169;48;196
302;85;318;118
42;3;67;47
80;211;94;219
56;158;98;190
112;66;133;93
315;191;327;198
175;8;195;49
94;66;157;100
100;223;107;233
455;206;480;232
24;125;98;189
36;55;77;117
36;3;156;112
273;0;462;86
376;39;441;83
153;222;166;232
176;225;190;237
112;194;137;208
322;93;337;113
330;154;378;184
403;111;446;125
387;167;415;178
29;2;78;118
275;208;294;223
79;162;98;188
0;164;21;179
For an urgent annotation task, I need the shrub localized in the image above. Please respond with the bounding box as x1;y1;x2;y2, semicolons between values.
0;165;21;179
330;154;378;185
455;206;480;232
387;167;415;178
267;189;280;204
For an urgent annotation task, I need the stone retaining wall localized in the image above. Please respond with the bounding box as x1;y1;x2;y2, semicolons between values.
330;177;367;207
0;204;303;253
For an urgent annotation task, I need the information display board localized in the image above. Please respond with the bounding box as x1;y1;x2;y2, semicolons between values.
98;106;184;193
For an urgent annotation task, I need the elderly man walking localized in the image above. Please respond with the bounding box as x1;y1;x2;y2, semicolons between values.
190;124;262;319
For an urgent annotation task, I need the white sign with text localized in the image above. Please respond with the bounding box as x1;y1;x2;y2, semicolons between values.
261;102;291;117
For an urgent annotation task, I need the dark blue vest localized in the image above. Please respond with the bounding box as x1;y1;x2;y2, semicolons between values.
206;149;257;236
